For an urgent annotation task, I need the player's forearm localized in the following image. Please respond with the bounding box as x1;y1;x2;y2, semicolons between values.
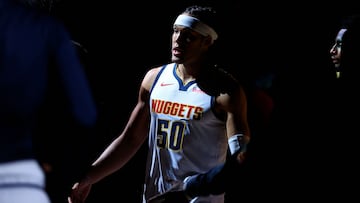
85;132;146;185
85;102;149;185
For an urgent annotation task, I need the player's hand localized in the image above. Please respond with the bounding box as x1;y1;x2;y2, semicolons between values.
67;181;92;203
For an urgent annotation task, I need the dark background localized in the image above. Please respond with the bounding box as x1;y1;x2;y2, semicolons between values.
37;0;360;202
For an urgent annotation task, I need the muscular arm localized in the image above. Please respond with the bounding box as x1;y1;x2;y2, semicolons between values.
222;85;251;161
85;94;150;184
80;67;161;185
68;67;161;203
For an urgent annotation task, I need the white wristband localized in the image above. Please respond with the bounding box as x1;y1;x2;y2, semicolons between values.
228;134;244;155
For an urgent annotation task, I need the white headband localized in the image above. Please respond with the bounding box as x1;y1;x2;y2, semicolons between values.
174;14;218;42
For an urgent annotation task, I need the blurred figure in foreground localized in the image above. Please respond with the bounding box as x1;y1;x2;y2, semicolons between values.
0;0;97;202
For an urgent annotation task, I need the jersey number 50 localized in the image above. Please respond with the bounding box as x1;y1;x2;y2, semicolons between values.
156;119;186;151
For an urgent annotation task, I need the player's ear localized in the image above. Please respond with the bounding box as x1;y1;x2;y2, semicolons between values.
202;35;214;47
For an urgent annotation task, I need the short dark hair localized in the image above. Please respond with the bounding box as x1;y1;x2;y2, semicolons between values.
182;5;219;35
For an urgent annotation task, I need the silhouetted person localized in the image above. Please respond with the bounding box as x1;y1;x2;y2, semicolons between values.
0;0;97;202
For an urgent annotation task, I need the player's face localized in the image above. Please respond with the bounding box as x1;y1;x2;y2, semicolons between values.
171;25;211;64
330;28;347;70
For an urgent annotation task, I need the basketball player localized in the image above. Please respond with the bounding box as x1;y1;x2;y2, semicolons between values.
68;5;250;203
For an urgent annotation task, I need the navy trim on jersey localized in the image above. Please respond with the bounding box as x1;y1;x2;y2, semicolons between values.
149;64;168;95
172;64;197;91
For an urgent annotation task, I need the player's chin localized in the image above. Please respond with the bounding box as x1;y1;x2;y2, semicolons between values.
171;56;184;63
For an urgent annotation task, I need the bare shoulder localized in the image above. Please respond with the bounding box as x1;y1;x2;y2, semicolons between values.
215;79;246;113
141;66;163;91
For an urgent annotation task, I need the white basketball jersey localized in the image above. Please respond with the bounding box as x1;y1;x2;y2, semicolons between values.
143;63;228;203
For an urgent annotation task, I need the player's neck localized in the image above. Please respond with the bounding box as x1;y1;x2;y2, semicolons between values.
176;64;197;85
